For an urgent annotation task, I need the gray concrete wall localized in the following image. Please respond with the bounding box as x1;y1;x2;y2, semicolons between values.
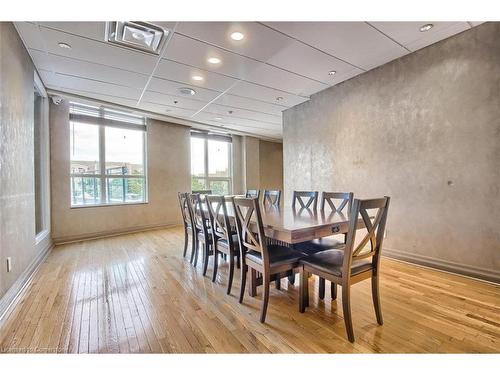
283;22;500;281
0;23;38;300
50;102;191;243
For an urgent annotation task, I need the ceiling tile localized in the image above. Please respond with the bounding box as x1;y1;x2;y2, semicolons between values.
213;93;287;116
138;102;197;119
39;26;158;75
202;103;282;125
37;22;105;42
175;22;294;61
266;39;363;85
29;49;149;89
155;59;237;92
264;22;409;70
141;90;208;112
227;81;308;107
369;22;470;52
14;22;45;50
193;111;281;133
148;77;221;102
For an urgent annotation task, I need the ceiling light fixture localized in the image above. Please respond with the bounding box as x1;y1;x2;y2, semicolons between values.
192;75;204;81
276;96;284;102
208;57;221;64
419;24;434;32
58;42;72;49
230;31;245;41
214;117;223;121
328;70;336;76
179;87;196;96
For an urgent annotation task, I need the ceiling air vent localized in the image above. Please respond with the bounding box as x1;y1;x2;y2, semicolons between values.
105;21;169;55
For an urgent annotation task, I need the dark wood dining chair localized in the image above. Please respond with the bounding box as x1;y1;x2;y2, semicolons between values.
189;193;212;273
206;195;240;294
231;196;304;323
192;189;212;194
178;192;197;259
292;191;319;210
299;196;391;342
245;189;261;200
262;190;281;208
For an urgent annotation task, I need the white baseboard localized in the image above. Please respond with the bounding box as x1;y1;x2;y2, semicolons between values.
0;240;53;325
52;222;181;245
383;247;500;284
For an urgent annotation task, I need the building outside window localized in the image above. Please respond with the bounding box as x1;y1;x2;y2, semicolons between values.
69;102;147;207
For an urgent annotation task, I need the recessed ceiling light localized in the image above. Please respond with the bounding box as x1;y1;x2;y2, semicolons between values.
419;24;434;32
58;42;71;49
192;75;204;81
230;31;245;41
214;117;223;121
208;57;221;64
328;70;336;76
276;96;284;102
179;87;196;96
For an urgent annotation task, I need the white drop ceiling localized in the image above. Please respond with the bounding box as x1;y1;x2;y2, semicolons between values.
15;21;483;140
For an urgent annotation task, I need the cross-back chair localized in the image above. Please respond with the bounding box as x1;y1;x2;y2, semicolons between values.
299;196;390;342
189;193;212;271
231;197;304;323
206;195;240;294
262;190;281;208
292;191;319;210
178;192;197;259
245;189;261;200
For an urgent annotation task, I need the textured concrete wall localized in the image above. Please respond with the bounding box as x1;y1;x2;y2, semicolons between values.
0;23;37;298
243;136;261;190
259;140;283;192
231;135;245;195
50;102;191;243
283;23;500;280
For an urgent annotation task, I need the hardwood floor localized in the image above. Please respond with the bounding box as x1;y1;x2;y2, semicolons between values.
0;226;498;353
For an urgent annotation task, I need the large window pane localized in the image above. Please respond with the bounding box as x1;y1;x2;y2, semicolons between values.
191;137;205;177
106;178;145;203
34;90;43;234
209;180;229;195
105;127;144;175
71;177;101;206
70;122;100;174
208;139;229;177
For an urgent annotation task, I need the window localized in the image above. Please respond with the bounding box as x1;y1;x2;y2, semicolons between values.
69;102;147;207
191;132;232;195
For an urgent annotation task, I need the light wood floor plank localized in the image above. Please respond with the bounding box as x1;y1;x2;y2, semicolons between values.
1;226;499;353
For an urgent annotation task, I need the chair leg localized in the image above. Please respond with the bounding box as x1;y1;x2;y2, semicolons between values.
342;285;355;343
275;273;281;290
182;228;188;257
299;267;309;313
239;265;247;303
189;234;197;264
236;253;240;269
288;274;295;285
227;252;235;295
249;268;257;297
371;275;383;325
212;249;219;282
319;277;325;300
260;272;270;323
331;282;337;300
193;238;199;267
202;242;210;276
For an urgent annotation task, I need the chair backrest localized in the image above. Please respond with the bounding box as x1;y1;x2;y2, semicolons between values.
343;197;391;274
178;192;193;227
262;190;281;208
189;193;210;236
231;197;269;264
321;192;354;214
245;189;260;199
192;189;212;195
292;191;319;210
206;195;233;246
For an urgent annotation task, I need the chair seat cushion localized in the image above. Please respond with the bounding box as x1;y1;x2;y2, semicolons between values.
294;236;345;254
246;245;304;268
217;234;239;248
300;249;372;277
